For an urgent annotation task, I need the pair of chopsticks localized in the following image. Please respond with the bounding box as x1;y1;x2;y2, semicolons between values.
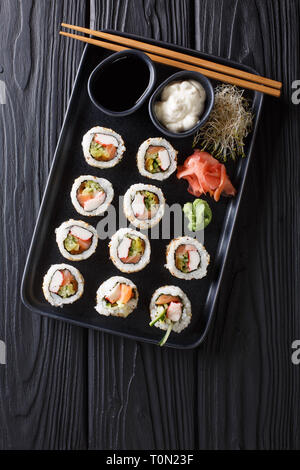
60;23;282;98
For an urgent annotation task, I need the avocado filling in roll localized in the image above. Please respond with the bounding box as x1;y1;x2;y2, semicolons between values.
49;269;78;299
175;244;201;273
77;180;106;211
117;235;145;264
145;146;170;174
63;226;93;255
89;133;118;161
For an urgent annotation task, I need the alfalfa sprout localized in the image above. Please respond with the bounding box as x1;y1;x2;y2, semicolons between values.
193;84;253;161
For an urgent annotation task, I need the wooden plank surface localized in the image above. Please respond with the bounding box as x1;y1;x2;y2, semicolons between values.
0;0;88;450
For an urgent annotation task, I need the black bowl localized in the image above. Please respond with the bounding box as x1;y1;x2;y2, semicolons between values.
88;49;156;117
148;70;214;139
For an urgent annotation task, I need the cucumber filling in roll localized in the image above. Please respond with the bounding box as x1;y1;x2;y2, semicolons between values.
89;133;118;162
95;276;139;318
77;180;106;212
49;269;78;299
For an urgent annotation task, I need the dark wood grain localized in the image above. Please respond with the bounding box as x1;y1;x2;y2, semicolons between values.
88;0;196;450
0;0;88;450
194;0;300;450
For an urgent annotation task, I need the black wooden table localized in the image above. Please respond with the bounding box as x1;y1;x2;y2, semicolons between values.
0;0;299;450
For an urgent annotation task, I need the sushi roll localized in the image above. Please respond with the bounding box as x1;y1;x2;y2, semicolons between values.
137;137;177;181
149;285;192;346
109;228;151;273
95;276;138;318
123;183;165;229
55;219;98;261
42;264;84;307
71;175;114;216
165;236;210;280
82;126;125;169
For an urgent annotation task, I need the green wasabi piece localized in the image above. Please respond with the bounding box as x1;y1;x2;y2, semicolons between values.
183;198;212;231
58;283;76;299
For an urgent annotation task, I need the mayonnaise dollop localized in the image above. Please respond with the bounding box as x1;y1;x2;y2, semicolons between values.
154;80;206;133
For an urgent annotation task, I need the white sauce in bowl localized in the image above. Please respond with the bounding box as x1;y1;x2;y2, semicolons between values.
154;80;206;133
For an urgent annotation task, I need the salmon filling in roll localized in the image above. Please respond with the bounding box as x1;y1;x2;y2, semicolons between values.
137;137;177;181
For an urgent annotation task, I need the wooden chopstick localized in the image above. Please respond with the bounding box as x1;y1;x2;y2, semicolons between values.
59;30;281;97
61;23;282;93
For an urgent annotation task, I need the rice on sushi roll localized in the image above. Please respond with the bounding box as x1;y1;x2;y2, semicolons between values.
43;264;84;307
137;137;177;181
165;236;210;280
95;276;138;318
71;175;114;216
55;219;98;261
109;228;150;273
123;183;165;229
82;126;125;169
149;285;192;346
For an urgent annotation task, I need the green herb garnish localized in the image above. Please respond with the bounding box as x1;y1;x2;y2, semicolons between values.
183;198;212;231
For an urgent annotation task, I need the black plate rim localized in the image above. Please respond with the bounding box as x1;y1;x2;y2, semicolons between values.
21;32;264;349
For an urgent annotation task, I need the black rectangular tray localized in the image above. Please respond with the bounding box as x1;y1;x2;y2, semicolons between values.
21;31;263;349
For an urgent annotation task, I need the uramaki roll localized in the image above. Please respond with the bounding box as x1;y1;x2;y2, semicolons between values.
123;183;165;229
165;236;210;280
149;285;192;346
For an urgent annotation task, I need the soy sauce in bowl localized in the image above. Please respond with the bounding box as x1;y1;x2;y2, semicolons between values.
88;50;156;116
